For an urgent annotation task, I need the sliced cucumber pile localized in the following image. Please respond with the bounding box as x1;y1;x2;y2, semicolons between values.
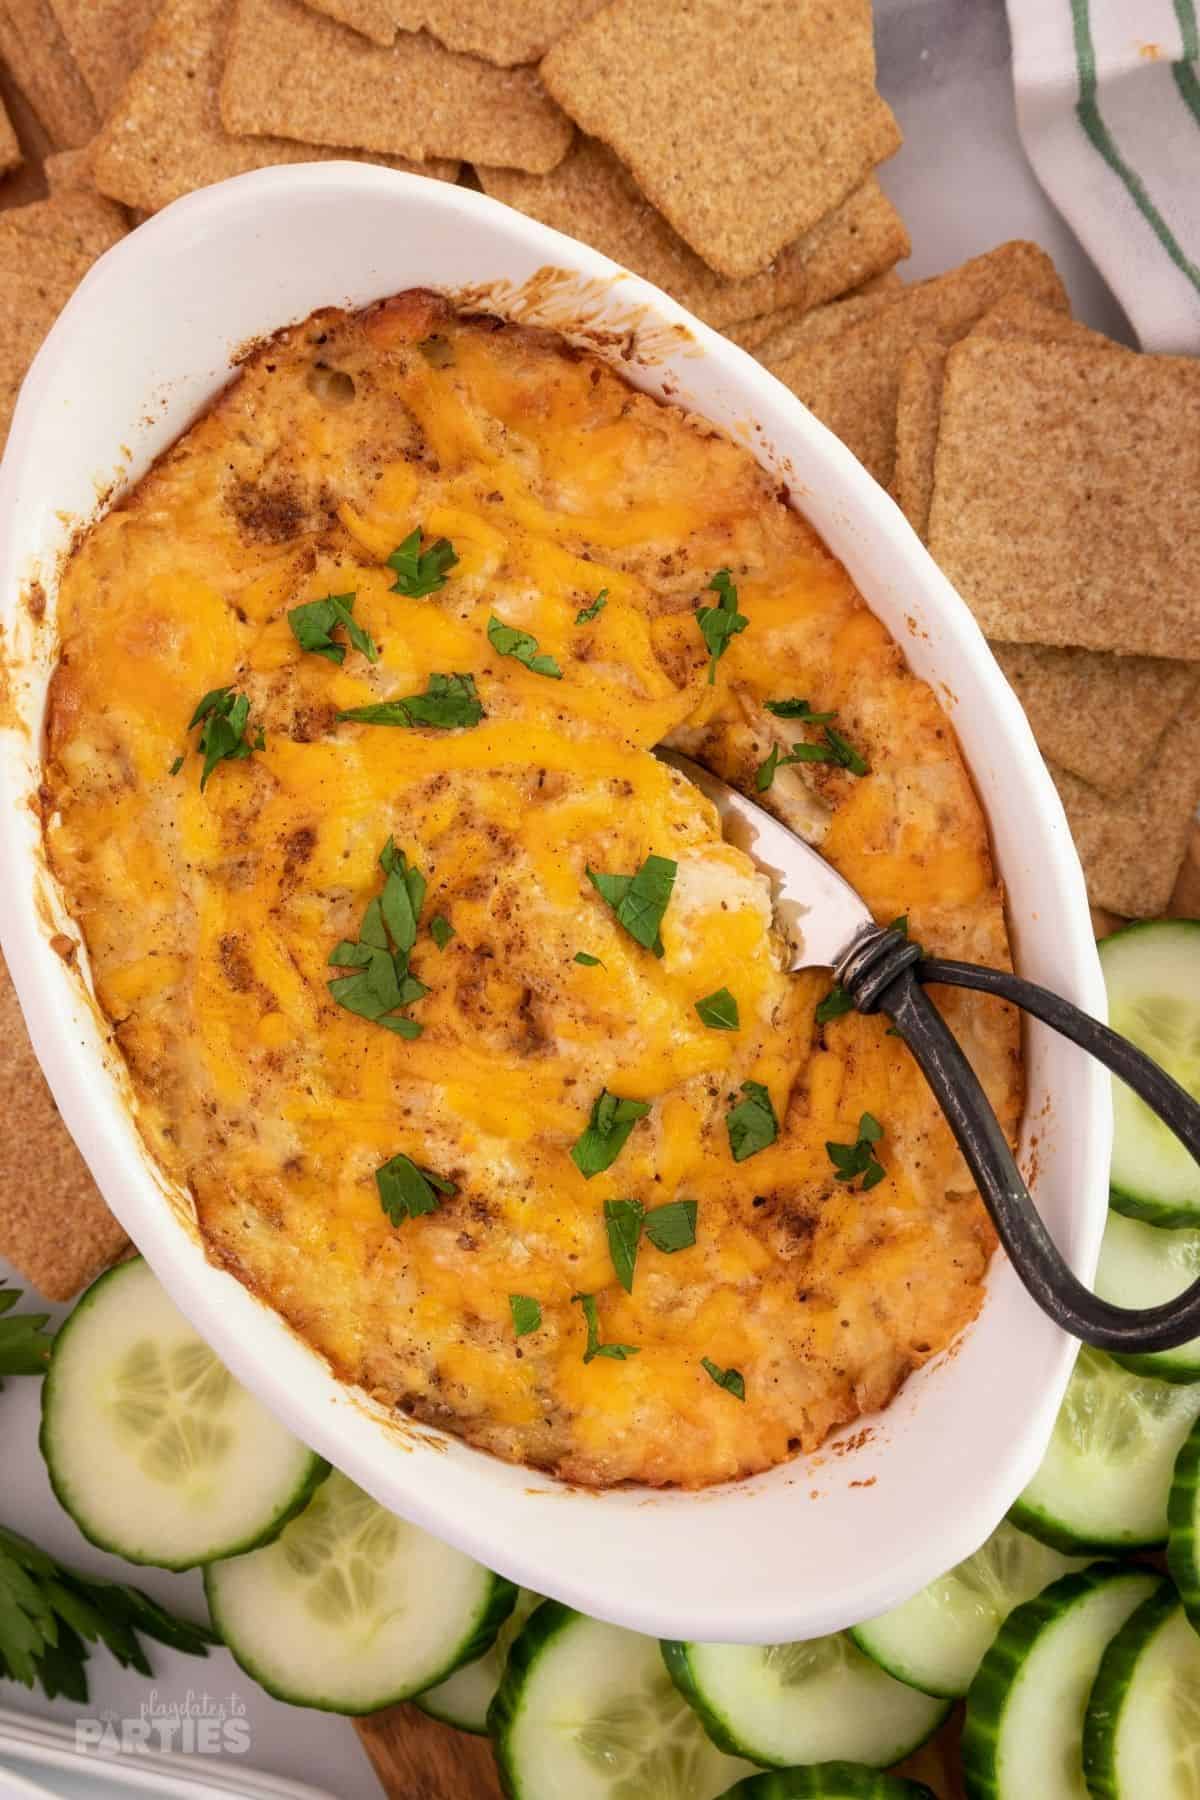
1168;1413;1200;1630
40;1257;328;1569
1010;1346;1200;1552
851;1520;1087;1698
961;1564;1160;1800
416;1587;542;1734
661;1632;948;1770
717;1769;937;1799
491;1602;753;1800
1094;1209;1200;1381
205;1470;516;1713
1083;1579;1200;1799
1101;921;1200;1226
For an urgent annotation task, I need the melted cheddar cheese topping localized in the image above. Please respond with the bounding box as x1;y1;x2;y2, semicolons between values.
44;293;1021;1488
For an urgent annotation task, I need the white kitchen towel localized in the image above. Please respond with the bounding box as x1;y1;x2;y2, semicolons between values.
1006;0;1200;352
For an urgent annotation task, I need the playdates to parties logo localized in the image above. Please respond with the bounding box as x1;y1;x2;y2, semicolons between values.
75;1689;251;1756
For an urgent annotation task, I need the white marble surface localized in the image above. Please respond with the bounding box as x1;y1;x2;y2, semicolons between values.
0;6;1125;1796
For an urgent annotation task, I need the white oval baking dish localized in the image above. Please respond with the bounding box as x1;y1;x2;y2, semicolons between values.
0;163;1107;1646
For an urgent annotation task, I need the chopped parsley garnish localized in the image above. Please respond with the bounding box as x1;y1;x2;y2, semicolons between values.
375;1152;457;1225
168;755;184;776
487;614;562;680
889;914;909;937
574;951;602;966
586;853;676;957
814;984;854;1025
701;1358;745;1401
429;914;455;951
826;1112;886;1190
571;1089;651;1179
575;589;608;625
386;528;459;597
338;671;483;730
696;567;748;683
572;1292;639;1364
695;987;739;1031
604;1198;645;1293
288;591;378;666
644;1199;697;1254
509;1294;542;1337
756;723;868;790
763;698;837;720
184;687;264;791
726;1079;778;1162
327;837;429;1036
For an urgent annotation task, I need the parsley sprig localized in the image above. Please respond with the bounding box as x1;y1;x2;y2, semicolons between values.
0;1522;215;1702
387;529;459;597
587;854;677;957
571;1089;651;1178
696;568;748;682
826;1112;886;1190
338;671;484;730
488;614;562;680
183;687;264;790
0;1284;52;1387
572;1293;639;1364
327;836;429;1037
288;591;378;666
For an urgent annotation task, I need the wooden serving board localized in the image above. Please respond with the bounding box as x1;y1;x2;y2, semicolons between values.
354;1704;968;1799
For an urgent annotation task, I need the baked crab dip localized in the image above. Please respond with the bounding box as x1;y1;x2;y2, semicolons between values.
43;290;1020;1490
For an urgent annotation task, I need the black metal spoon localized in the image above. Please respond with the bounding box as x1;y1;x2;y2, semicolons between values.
659;749;1200;1354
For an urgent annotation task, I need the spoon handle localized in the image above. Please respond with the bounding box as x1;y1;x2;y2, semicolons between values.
836;926;1200;1354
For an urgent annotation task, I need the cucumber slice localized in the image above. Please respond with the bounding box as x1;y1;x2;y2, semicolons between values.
1009;1347;1200;1553
717;1769;937;1799
490;1601;753;1800
204;1470;516;1713
1083;1580;1200;1799
1101;921;1200;1226
1167;1413;1200;1630
850;1521;1088;1698
40;1257;328;1570
661;1634;948;1769
415;1587;542;1733
961;1564;1160;1800
1095;1209;1200;1381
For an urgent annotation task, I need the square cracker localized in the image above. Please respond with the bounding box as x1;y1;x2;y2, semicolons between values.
541;0;901;280
927;336;1200;660
46;0;160;119
1049;685;1200;917
0;953;129;1305
303;0;607;64
727;271;903;353
0;0;98;148
0;92;19;176
0;190;127;444
221;0;572;172
43;144;95;194
893;309;1196;800
992;643;1198;801
768;240;1068;486
92;0;457;216
479;143;908;333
